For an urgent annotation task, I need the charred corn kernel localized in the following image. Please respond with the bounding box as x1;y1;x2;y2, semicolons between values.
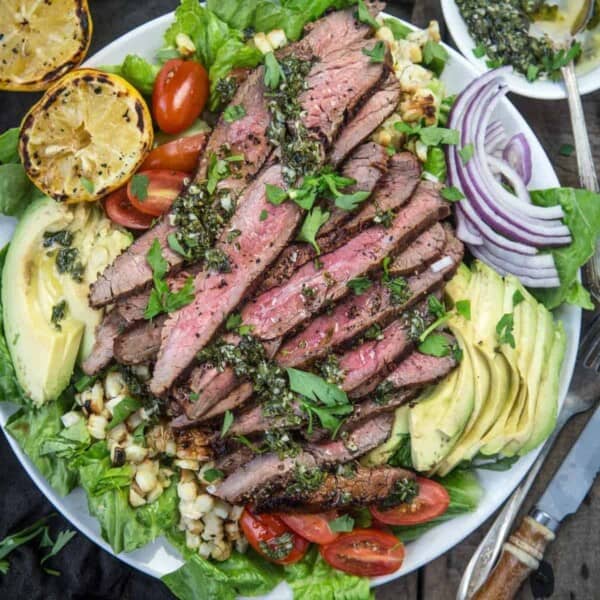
87;414;108;439
175;33;196;57
214;500;231;520
61;411;82;428
198;542;213;558
180;469;195;484
253;32;272;54
202;513;223;540
147;483;164;504
225;521;241;541
416;140;429;162
398;64;432;93
165;440;177;456
186;519;204;536
178;480;198;502
157;469;172;487
376;26;395;44
101;408;111;420
135;469;157;494
126;409;144;430
230;505;244;522
266;29;287;50
81;382;104;414
235;537;249;554
131;365;151;380
375;130;392;146
407;29;428;46
125;444;148;464
104;372;125;399
129;487;147;508
105;395;124;415
107;422;128;443
195;494;214;514
185;530;201;549
110;445;126;466
395;39;422;64
427;20;441;42
174;458;200;471
179;500;202;521
211;538;231;561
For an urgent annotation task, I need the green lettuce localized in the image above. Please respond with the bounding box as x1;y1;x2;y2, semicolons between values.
530;188;600;309
393;470;482;542
101;55;160;96
285;547;373;600
0;128;20;165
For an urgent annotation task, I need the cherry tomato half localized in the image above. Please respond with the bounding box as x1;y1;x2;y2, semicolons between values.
140;132;208;173
320;529;405;577
370;477;450;526
278;511;339;545
104;187;154;230
152;59;209;135
240;507;310;565
127;169;187;217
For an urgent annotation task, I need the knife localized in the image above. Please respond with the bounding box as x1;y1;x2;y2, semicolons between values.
471;405;600;599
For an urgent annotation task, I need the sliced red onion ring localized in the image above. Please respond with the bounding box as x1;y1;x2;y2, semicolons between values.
502;133;532;184
485;120;508;154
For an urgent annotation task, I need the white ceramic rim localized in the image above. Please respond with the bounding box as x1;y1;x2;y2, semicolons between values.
440;0;600;100
0;10;582;596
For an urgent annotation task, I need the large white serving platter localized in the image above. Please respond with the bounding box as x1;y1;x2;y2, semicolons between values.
441;0;600;100
0;11;581;598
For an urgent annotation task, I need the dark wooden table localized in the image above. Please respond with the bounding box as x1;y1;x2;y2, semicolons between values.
0;2;598;599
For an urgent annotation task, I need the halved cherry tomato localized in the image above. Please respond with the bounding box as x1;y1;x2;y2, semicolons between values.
152;59;209;134
278;511;339;545
140;132;208;172
127;169;187;217
320;528;405;577
104;187;154;230
240;507;309;565
370;477;450;526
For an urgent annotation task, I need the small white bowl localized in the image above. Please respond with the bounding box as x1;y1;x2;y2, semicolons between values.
441;0;600;99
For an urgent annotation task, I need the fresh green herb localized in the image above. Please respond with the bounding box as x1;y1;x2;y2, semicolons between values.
296;207;330;253
526;64;540;82
43;229;73;248
207;152;244;194
167;232;192;259
203;468;225;483
301;285;316;299
223;104;246;122
265;183;288;205
374;207;395;228
423;146;447;182
317;354;344;386
382;17;411;39
363;323;383;341
74;374;98;393
144;238;196;319
226;313;242;331
512;290;525;306
473;43;486;58
259;532;294;561
362;41;386;63
80;177;94;194
395;121;459;147
455;299;471;320
347;276;372;295
0;127;20;164
388;433;413;469
418;333;451;357
101;54;160;96
385;275;410;305
55;247;85;283
50;300;67;331
559;143;574;157
189;392;200;402
496;313;516;348
0;516;53;575
260;209;268;221
356;0;380;29
485;57;504;68
264;52;285;89
40;529;77;575
541;42;582;81
418;314;451;343
427;294;446;319
221;410;234;437
386;145;396;157
130;174;149;201
334;190;371;211
107;397;142;430
422;40;448;76
328;515;355;533
458;143;474;164
378;477;419;509
441;186;465;202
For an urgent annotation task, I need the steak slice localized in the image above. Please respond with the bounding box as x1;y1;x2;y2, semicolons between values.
388;222;447;276
212;413;393;504
150;165;299;395
277;227;463;367
254;465;415;513
329;73;401;167
242;182;450;342
257;150;420;294
113;316;166;365
82;310;126;375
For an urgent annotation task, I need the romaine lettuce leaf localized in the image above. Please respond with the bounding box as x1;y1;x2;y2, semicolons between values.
530;188;600;309
0;128;20;165
102;55;159;96
0;163;45;218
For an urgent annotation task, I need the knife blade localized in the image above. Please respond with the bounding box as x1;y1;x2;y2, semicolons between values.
532;405;600;531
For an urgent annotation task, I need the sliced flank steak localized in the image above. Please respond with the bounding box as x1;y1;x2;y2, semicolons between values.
388;222;447;276
254;465;416;513
113;316;166;365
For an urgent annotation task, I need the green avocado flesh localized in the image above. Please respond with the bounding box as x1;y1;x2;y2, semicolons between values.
367;260;566;474
2;197;131;405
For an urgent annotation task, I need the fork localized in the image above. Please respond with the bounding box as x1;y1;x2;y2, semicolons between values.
457;313;600;600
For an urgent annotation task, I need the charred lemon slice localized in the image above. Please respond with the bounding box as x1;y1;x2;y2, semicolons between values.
19;69;154;202
0;0;93;91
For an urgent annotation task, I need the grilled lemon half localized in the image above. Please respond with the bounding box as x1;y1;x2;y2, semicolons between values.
19;69;154;202
0;0;93;91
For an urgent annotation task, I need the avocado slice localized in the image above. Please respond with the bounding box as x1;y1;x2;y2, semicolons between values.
361;405;410;467
444;262;472;306
2;197;131;405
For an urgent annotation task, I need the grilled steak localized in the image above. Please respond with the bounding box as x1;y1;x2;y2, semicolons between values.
388;221;447;276
254;465;415;513
82;310;126;375
213;413;393;504
113;315;166;365
242;183;450;342
330;73;401;166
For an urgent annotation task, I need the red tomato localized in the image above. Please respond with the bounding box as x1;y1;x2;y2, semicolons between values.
278;511;339;545
104;187;154;230
140;132;207;172
152;59;209;134
370;477;450;526
127;169;187;217
320;529;405;577
240;507;310;565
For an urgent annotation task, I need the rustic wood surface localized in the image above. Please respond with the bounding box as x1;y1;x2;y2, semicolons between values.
0;1;597;599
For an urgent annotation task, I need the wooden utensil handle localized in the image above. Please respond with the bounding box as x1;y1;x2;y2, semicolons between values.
472;515;555;600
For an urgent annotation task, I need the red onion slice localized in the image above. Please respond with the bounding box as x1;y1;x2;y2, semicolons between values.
502;133;532;185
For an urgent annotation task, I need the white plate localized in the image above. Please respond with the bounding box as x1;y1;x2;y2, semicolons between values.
441;0;600;99
0;11;581;597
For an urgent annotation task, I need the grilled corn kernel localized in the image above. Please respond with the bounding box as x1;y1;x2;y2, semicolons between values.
105;395;124;416
174;458;200;471
235;537;249;554
104;371;125;399
61;411;82;428
81;382;104;415
129;487;147;507
394;39;422;64
398;64;432;93
87;414;108;439
198;542;213;558
180;469;195;484
211;538;232;561
202;513;223;540
135;469;157;493
376;26;394;44
185;519;204;535
230;505;244;522
147;483;164;503
179;499;202;521
165;440;177;456
225;521;241;541
185;530;201;549
175;33;196;57
126;409;144;430
266;29;287;50
107;422;128;443
375;129;392;146
125;444;148;464
195;494;214;514
253;32;272;54
178;480;198;502
111;445;126;467
415;140;429;162
214;500;231;520
427;20;441;42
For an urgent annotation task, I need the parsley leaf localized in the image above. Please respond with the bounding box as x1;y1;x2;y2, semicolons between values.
559;143;574;157
266;183;288;205
347;276;372;295
206;153;243;194
455;299;471;320
418;332;451;357
427;294;446;319
264;52;285;89
441;186;465;202
221;410;234;437
422;40;448;76
80;177;94;194
334;190;371;211
496;313;516;348
226;312;243;332
203;468;224;483
329;515;355;533
512;290;525;306
473;43;486;58
362;41;386;63
526;64;540;82
356;0;380;29
167;233;192;259
296;206;330;253
260;209;268;221
458;143;474;165
40;529;77;575
394;121;459;146
223;104;246;123
130;174;149;201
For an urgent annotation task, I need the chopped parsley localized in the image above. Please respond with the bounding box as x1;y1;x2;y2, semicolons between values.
458;143;475;164
455;299;471;320
223;104;246;123
259;209;268;221
259;532;294;561
418;333;452;357
263;52;286;89
362;41;386;63
559;143;575;157
296;206;330;253
328;514;355;533
80;177;94;194
473;43;487;58
496;313;516;348
422;40;448;76
427;294;446;319
130;174;149;201
221;410;234;438
266;183;288;205
203;468;224;483
441;186;465;202
395;121;459;147
50;300;67;331
512;289;525;306
347;276;372;295
356;0;380;29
